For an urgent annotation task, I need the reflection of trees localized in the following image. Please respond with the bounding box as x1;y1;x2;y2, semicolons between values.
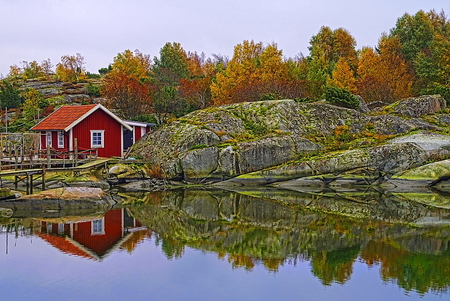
310;246;360;285
120;230;151;253
127;189;450;292
361;240;450;294
159;236;186;260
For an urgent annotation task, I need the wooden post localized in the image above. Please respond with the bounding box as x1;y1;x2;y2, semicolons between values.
14;175;18;191
29;173;33;194
42;164;46;191
0;134;3;171
74;138;78;167
47;144;51;169
14;144;18;171
25;173;30;195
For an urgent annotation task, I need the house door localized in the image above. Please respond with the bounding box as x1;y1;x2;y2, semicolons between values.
123;129;133;150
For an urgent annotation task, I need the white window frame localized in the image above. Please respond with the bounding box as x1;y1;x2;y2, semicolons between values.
90;130;105;148
46;131;52;148
58;131;64;148
91;218;105;235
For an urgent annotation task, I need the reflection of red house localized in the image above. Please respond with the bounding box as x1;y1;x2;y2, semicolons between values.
37;208;149;261
30;104;133;158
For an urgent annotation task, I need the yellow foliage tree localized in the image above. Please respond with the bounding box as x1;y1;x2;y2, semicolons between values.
328;58;357;93
55;53;87;82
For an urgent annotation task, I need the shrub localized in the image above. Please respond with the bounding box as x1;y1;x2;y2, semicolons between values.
86;83;101;97
324;86;360;110
420;83;450;105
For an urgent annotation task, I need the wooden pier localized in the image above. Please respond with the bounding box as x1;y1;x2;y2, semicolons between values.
0;133;111;194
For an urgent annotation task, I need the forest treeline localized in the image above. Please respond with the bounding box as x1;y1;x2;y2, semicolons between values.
1;9;449;126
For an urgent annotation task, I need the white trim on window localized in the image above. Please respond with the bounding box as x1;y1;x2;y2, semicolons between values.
91;218;105;235
58;131;64;148
90;130;105;148
46;131;52;148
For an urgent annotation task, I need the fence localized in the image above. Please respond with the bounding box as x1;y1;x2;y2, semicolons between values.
0;133;98;170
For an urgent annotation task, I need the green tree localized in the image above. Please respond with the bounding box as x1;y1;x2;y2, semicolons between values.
153;42;189;85
0;81;22;109
151;42;191;120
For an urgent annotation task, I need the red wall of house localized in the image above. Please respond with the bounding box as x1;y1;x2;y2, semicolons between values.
135;126;143;141
72;209;123;256
72;109;122;157
39;131;69;150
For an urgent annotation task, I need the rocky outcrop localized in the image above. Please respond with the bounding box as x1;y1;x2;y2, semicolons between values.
129;95;449;183
22;79;101;104
393;95;446;117
0;187;116;218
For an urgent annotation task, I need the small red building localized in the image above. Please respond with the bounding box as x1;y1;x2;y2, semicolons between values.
123;120;155;150
30;104;133;158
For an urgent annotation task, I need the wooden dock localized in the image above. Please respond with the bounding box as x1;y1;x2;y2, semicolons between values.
0;158;111;194
0;133;126;194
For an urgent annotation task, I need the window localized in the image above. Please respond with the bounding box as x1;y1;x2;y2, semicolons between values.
92;218;105;235
90;130;104;148
46;131;52;148
58;131;64;148
58;223;65;234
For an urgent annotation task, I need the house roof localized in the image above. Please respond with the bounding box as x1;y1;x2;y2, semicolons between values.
124;120;156;128
38;233;96;260
30;104;132;132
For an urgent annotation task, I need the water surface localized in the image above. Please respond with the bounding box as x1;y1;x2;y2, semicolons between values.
0;188;449;300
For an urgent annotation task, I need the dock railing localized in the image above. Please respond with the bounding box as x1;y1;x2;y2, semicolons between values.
0;133;98;171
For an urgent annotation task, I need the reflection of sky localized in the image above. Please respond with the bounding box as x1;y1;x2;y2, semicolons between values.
0;233;446;301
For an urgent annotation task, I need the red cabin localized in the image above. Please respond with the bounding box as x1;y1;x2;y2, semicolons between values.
123;120;155;151
30;104;133;158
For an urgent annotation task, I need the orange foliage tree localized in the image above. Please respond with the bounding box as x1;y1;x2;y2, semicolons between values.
211;41;302;105
328;58;357;93
179;52;214;109
357;36;414;103
101;49;152;119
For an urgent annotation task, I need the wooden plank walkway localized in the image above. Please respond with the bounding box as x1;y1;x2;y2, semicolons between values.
0;158;112;194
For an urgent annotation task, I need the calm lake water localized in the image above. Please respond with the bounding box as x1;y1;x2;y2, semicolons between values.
0;188;449;301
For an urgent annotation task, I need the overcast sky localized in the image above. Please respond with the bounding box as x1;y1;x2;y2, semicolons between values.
1;0;449;76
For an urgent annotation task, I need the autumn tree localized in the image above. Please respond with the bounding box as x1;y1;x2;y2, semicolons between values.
211;41;298;105
55;53;87;82
41;59;54;77
102;49;152;119
179;52;214;109
22;61;46;79
7;65;22;79
307;27;358;98
357;36;414;103
211;40;263;105
327;58;357;93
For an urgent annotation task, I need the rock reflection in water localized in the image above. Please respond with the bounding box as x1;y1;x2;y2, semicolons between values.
126;188;450;294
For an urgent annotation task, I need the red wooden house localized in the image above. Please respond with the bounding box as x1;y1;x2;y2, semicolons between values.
30;104;133;158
